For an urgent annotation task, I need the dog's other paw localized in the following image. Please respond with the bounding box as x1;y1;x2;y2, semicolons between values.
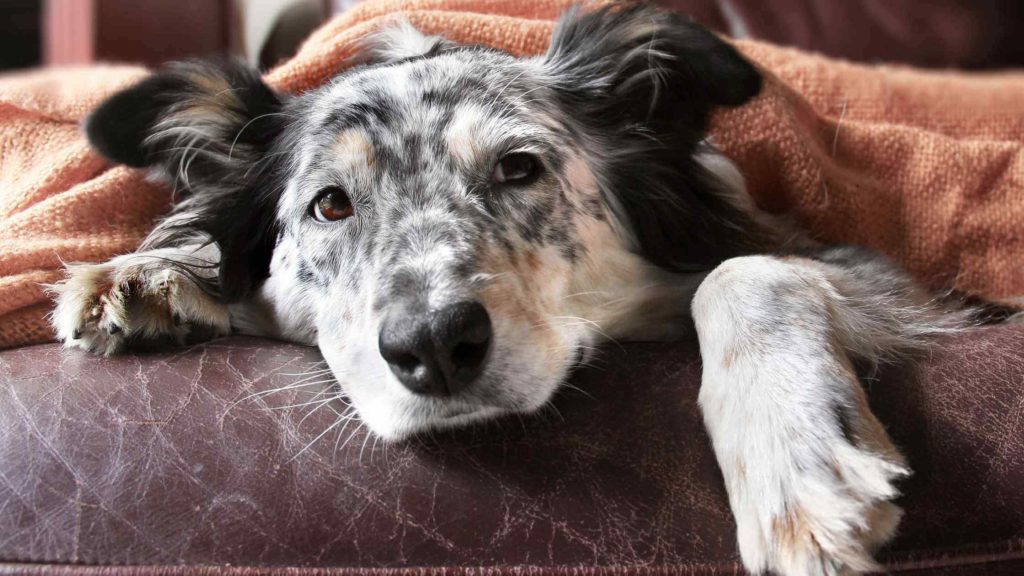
48;255;230;355
729;430;909;576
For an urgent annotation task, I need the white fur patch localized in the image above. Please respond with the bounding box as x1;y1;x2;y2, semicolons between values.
363;18;448;63
49;244;230;355
693;256;909;576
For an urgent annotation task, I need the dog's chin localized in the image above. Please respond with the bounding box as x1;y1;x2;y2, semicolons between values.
351;372;564;442
361;403;509;442
363;391;552;442
410;405;509;436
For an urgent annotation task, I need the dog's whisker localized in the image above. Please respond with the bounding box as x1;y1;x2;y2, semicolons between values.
278;367;333;378
265;377;337;393
546;316;626;351
358;423;374;465
272;396;338;411
539;316;622;348
331;410;360;463
288;416;346;462
280;373;338;388
337;421;367;456
295;394;346;427
226;381;330;410
370;434;382;465
558;289;610;301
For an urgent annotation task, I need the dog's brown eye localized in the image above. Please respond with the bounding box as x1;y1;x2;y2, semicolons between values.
312;186;354;222
491;153;541;185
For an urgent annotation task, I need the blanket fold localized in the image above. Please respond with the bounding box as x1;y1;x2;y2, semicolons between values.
1;0;1021;349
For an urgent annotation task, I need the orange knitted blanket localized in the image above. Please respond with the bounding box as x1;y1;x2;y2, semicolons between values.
2;0;1022;349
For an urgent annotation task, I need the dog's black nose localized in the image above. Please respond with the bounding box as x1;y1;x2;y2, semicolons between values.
378;301;492;396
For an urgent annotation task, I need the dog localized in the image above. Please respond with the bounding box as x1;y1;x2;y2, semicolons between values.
49;4;990;575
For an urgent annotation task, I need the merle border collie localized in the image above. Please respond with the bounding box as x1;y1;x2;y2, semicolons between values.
51;5;995;575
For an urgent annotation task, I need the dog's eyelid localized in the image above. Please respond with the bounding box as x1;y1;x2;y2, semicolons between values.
490;151;544;186
496;136;547;156
309;185;355;223
504;143;544;155
298;170;358;203
489;140;547;167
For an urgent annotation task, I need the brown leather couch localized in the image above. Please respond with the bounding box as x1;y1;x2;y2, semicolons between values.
2;1;1023;575
2;328;1023;575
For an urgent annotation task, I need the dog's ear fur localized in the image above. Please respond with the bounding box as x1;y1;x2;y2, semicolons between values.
85;61;286;299
543;4;771;269
544;3;760;130
359;18;456;64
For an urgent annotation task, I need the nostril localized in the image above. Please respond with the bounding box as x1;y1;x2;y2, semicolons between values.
391;352;422;375
378;315;440;395
434;301;492;391
451;337;490;370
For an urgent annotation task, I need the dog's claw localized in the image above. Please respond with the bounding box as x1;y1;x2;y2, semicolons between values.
173;313;184;326
71;328;82;340
108;323;122;334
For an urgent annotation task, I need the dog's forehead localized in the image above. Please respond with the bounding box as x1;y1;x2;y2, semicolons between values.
286;50;553;180
313;51;522;131
278;49;556;215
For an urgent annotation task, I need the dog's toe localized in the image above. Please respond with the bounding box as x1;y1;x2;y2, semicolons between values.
734;441;908;576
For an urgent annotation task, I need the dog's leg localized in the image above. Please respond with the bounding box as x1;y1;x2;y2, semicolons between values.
49;241;230;355
692;249;966;576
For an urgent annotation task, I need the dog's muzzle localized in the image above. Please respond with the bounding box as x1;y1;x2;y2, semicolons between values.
378;300;492;396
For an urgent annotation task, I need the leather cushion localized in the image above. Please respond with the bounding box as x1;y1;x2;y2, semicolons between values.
0;327;1022;572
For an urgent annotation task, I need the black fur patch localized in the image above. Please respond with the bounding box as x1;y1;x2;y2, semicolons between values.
84;61;287;300
86;74;190;167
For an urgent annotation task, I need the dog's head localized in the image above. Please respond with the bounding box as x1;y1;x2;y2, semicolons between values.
86;4;765;439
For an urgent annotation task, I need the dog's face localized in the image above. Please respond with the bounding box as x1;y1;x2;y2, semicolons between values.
277;43;628;437
85;5;764;439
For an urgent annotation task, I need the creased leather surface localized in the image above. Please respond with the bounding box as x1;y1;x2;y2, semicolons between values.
2;560;1024;576
0;327;1022;573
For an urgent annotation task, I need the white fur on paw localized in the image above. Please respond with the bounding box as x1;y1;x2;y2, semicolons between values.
731;438;909;576
48;259;230;355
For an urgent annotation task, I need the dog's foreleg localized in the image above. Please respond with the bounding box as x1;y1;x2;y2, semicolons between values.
692;250;966;576
49;239;231;355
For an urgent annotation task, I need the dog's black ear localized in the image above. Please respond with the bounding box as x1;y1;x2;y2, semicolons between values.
544;4;760;133
543;5;770;269
86;74;187;167
85;61;287;299
86;61;284;173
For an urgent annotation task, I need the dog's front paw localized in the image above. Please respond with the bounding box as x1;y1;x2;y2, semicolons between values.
731;433;909;576
49;257;230;355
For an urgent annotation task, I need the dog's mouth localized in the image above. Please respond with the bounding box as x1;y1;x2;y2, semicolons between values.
437;405;480;419
436;405;506;424
377;403;509;441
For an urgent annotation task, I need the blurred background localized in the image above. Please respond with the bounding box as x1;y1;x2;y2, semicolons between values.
2;0;1024;73
1;0;349;72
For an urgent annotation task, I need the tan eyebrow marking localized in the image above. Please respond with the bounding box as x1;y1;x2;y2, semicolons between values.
445;104;488;167
332;128;375;168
